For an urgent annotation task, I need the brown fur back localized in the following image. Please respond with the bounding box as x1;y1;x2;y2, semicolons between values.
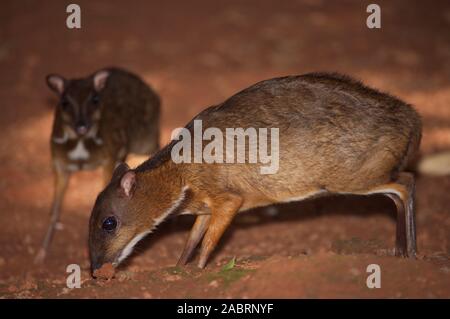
137;73;422;207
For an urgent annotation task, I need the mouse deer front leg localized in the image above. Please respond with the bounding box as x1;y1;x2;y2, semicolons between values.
177;214;211;266
197;193;243;269
35;164;70;263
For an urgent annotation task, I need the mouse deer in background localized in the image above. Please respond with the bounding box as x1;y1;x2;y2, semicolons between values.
35;67;160;263
88;73;421;272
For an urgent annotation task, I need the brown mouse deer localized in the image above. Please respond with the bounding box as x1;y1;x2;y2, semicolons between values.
35;67;160;263
88;73;421;272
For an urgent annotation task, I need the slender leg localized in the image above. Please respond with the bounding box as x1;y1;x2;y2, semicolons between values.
396;172;417;257
385;192;407;257
378;173;416;258
34;166;70;263
177;214;211;266
360;172;416;258
198;194;243;269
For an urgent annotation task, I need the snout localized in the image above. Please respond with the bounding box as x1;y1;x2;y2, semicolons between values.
90;251;106;273
90;260;102;275
90;255;104;276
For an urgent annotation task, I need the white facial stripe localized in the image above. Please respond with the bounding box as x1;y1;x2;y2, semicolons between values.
153;186;190;227
93;137;104;145
53;125;102;146
80;125;102;145
52;131;69;144
117;230;151;264
68;140;90;160
86;124;100;139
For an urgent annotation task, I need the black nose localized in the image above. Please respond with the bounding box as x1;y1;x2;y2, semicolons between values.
91;260;102;275
90;254;102;273
75;122;88;135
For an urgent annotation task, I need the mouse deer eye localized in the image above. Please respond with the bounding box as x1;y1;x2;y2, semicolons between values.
102;216;117;232
60;98;70;110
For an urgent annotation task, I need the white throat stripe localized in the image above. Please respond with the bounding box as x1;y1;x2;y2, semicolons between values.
117;230;151;264
153;186;190;227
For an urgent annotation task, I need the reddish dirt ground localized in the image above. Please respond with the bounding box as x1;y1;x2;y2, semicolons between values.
0;0;449;298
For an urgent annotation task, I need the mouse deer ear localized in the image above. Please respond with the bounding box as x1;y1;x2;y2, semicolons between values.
112;162;135;197
112;162;130;181
93;70;110;92
120;171;136;197
46;74;66;95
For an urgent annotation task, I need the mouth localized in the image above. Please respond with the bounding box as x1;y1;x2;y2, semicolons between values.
90;253;122;277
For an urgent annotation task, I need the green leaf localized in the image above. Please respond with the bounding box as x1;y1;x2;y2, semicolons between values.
221;257;236;272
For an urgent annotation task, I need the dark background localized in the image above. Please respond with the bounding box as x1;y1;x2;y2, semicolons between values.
0;0;449;298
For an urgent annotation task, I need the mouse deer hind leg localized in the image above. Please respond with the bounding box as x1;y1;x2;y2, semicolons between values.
391;172;417;258
35;166;70;263
365;172;417;258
